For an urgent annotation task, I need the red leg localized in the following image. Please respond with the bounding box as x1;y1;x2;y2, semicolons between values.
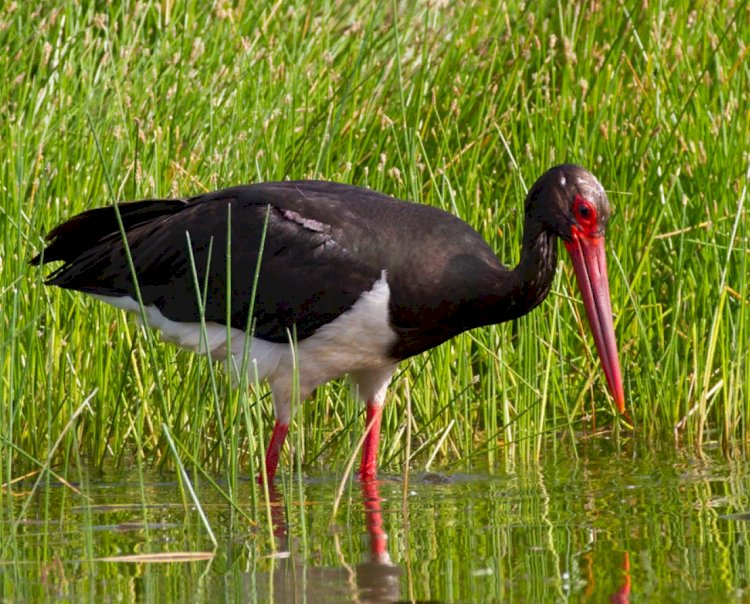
359;401;383;482
258;420;289;484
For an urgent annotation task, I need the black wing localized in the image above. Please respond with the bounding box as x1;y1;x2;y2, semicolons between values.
35;182;389;343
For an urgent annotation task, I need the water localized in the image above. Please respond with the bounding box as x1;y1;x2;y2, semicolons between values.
3;438;750;602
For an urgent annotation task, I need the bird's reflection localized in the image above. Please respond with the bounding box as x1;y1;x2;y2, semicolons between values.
266;483;287;539
355;479;402;600
609;551;631;604
260;478;402;603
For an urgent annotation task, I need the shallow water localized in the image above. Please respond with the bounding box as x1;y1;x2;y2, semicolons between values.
4;438;750;602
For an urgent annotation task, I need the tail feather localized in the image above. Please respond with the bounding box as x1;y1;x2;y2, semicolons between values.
31;198;187;266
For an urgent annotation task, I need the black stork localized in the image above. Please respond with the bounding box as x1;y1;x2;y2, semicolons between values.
32;164;625;482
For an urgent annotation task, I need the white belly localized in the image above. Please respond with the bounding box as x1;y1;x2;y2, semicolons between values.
92;272;398;423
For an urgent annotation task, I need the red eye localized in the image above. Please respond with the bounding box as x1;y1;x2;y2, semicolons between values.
572;195;597;232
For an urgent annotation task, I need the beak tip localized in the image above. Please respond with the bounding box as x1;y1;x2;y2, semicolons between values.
612;384;626;414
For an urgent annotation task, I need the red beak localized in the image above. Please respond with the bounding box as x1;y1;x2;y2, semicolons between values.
564;233;625;412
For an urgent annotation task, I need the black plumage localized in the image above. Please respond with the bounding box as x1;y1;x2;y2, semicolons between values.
33;180;539;359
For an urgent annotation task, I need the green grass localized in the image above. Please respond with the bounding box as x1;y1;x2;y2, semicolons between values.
2;0;749;491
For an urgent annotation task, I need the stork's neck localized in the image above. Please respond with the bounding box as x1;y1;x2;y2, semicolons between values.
505;220;558;318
